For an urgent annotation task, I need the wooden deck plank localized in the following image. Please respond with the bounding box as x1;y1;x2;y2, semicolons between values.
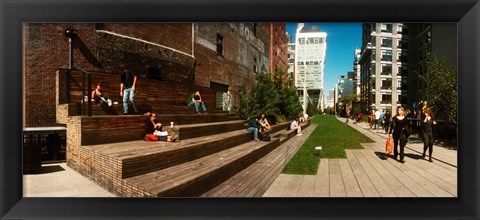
313;158;329;197
360;144;433;197
126;140;261;193
241;125;315;197
205;124;314;197
362;141;456;197
358;145;415;197
387;160;453;197
345;151;380;197
328;159;346;197
352;150;397;197
365;141;456;196
278;174;304;197
338;159;363;197
401;160;457;196
296;175;316;197
262;174;291;197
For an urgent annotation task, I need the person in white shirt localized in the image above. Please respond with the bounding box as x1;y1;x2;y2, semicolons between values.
290;118;302;136
374;110;381;130
299;113;309;123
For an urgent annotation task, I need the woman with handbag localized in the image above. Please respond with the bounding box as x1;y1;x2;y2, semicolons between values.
388;107;410;163
421;108;437;162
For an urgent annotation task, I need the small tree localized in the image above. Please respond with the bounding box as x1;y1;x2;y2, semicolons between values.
238;70;302;124
338;94;358;116
419;51;457;126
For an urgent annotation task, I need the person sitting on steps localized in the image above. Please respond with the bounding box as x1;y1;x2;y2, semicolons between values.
290;118;302;136
246;116;260;141
188;90;207;114
258;113;271;133
145;112;177;142
91;82;112;107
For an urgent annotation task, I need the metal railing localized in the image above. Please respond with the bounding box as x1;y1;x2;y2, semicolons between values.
65;67;92;116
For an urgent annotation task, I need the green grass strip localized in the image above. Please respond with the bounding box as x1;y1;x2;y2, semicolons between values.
282;115;374;175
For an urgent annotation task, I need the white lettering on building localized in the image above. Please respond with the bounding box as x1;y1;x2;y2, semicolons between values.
229;23;265;53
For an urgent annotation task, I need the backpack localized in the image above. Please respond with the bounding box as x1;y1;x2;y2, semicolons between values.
260;133;271;142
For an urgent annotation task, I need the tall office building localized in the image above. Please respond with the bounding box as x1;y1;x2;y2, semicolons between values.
407;23;457;108
359;23;408;115
287;38;296;81
353;49;362;99
325;89;335;109
294;23;327;112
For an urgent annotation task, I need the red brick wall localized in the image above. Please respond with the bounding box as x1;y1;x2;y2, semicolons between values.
99;23;193;56
193;23;271;104
24;24;98;127
24;23;271;127
24;23;194;127
270;23;289;78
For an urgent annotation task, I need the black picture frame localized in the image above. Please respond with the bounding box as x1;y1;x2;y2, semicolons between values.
1;0;479;219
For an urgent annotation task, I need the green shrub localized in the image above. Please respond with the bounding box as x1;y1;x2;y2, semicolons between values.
238;70;303;123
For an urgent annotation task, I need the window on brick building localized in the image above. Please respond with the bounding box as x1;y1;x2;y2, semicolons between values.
216;34;223;55
253;58;258;73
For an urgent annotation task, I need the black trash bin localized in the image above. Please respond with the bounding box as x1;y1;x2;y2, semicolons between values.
23;127;67;174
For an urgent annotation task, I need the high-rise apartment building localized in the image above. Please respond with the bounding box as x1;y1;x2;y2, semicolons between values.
325;89;335;109
287;39;296;81
294;23;327;111
353;49;362;99
359;23;408;115
407;23;457;108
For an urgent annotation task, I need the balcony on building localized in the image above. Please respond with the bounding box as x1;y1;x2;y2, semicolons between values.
381;70;391;76
381;86;392;90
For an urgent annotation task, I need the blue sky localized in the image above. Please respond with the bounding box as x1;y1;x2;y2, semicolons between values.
286;23;362;96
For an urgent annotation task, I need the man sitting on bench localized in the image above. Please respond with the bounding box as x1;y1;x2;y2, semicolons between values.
188;90;207;114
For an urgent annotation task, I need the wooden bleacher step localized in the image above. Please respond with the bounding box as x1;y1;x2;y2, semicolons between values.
78;113;245;146
84;121;292;179
178;119;246;139
122;137;281;197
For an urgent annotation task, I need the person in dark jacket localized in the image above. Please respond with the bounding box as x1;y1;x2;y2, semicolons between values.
421;108;437;162
384;111;391;134
388;107;410;163
246;116;260;141
145;112;162;135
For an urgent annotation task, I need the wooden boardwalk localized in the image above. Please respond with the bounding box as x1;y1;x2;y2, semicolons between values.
201;124;317;197
263;118;457;197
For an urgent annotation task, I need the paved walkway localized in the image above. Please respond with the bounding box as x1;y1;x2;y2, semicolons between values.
263;117;457;197
23;162;116;197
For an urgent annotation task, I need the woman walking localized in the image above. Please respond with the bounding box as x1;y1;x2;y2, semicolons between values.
388;107;410;163
421;108;437;162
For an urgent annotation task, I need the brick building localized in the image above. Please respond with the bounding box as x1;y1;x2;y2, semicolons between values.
268;23;289;79
23;23;273;127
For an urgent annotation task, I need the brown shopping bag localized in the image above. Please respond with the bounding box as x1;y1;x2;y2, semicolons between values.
386;136;393;154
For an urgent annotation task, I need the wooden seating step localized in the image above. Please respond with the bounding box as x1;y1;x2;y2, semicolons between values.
122;137;282;197
69;102;224;116
177;120;247;140
78;113;244;146
84;121;291;179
